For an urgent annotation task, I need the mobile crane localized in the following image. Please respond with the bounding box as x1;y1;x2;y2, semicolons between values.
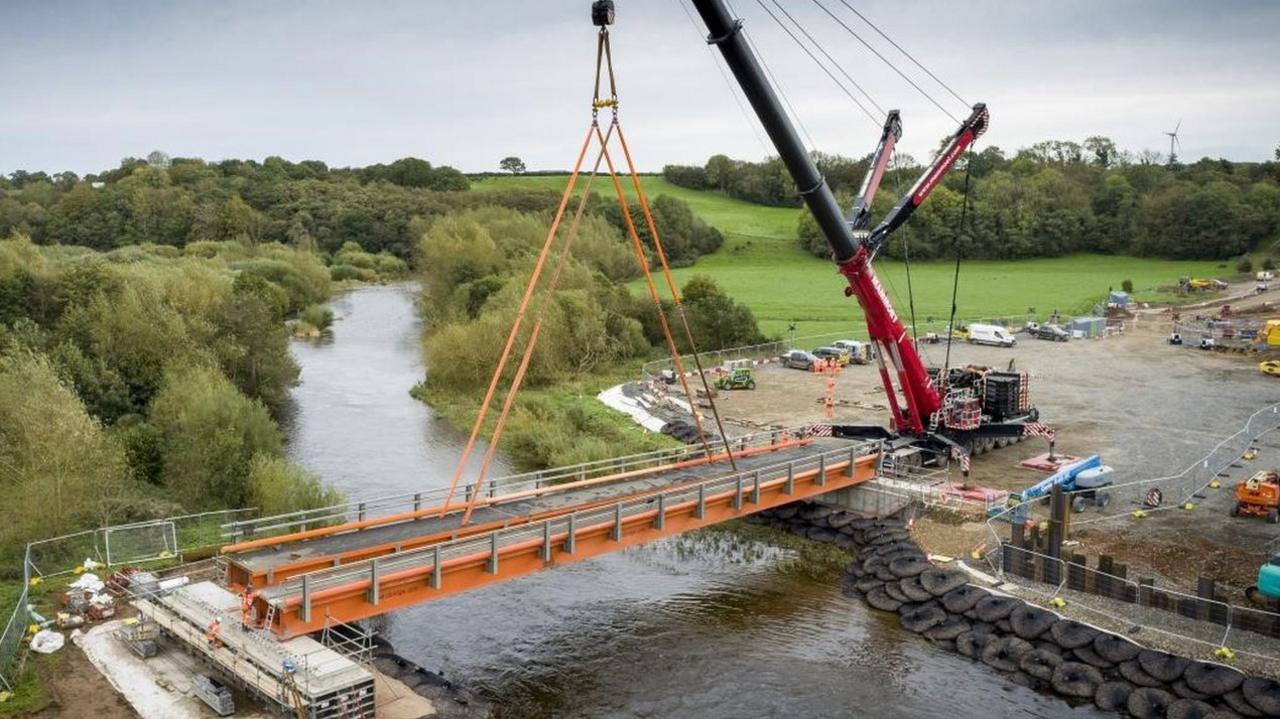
689;0;1043;467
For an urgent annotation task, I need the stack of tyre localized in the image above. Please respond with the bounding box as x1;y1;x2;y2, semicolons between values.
752;502;1280;718
660;420;718;445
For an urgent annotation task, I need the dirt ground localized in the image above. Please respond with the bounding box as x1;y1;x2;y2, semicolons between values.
23;644;139;719
676;285;1280;597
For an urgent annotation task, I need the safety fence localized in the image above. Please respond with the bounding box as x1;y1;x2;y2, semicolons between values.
996;544;1280;671
0;508;256;692
221;423;826;542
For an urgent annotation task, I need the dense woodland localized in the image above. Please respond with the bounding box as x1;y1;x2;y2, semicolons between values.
0;237;344;552
0;154;723;267
664;140;1280;261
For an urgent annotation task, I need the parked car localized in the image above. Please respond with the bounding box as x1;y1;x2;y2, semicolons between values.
1168;332;1183;345
966;323;1017;347
1033;324;1070;342
781;350;818;370
812;346;851;365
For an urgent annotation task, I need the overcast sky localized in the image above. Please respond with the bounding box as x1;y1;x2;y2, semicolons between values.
2;0;1278;177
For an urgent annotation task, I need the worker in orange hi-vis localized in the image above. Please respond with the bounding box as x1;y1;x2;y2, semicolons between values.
205;617;223;648
240;586;258;630
824;394;835;418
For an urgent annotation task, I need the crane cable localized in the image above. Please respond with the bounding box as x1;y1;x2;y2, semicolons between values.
443;22;740;524
675;0;771;156
810;0;961;123
834;0;969;108
755;0;881;128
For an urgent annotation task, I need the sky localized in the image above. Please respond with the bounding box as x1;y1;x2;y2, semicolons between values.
2;0;1278;177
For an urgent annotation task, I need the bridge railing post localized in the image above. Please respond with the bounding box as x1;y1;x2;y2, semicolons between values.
413;493;422;512
733;476;743;510
654;494;666;530
817;454;827;486
751;471;761;504
565;514;577;554
784;463;794;495
430;546;442;589
487;533;499;574
611;505;623;541
368;559;380;605
695;484;706;519
358;502;367;522
301;576;312;624
847;447;857;477
541;520;552;562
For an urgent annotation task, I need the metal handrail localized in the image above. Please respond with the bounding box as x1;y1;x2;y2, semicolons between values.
222;423;825;540
266;441;881;602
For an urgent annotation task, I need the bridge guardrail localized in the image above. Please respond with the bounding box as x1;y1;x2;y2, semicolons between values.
269;440;882;610
222;424;826;542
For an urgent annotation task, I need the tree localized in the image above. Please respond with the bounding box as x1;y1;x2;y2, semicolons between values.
499;156;527;175
679;275;765;350
150;363;282;509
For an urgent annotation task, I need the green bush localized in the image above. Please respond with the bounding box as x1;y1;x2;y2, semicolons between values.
1121;279;1134;293
1265;257;1277;271
330;263;376;282
247;455;343;516
150;364;282;510
299;304;334;331
1238;257;1254;274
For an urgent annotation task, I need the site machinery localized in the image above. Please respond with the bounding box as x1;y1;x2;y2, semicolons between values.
688;0;1042;468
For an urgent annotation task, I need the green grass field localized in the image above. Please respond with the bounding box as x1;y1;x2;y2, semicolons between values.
472;175;1230;336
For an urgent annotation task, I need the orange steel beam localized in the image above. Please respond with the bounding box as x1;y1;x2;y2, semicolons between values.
258;450;878;638
221;438;811;558
226;439;815;589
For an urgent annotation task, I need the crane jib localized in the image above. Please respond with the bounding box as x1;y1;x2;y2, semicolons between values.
912;127;975;206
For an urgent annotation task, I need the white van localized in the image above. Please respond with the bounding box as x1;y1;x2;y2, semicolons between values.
967;323;1017;347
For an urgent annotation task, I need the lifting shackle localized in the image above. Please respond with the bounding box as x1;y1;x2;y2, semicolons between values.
592;0;615;26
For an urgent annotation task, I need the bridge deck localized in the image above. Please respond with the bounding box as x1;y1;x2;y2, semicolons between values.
238;438;881;638
226;438;848;586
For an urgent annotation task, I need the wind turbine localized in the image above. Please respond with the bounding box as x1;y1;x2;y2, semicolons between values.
1164;120;1182;163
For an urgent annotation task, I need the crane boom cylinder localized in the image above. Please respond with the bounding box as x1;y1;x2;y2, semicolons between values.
691;0;858;262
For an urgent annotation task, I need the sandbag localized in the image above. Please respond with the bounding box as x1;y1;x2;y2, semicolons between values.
1009;604;1057;640
1095;681;1134;712
899;605;948;634
974;595;1021;622
1139;649;1190;683
865;586;902;612
1033;640;1064;657
942;585;988;614
1051;661;1104;698
1094;632;1142;663
1019;648;1063;681
995;618;1013;634
855;578;884;593
774;504;799;520
981;636;1034;673
898;576;934;602
1182;662;1244;697
924;617;970;642
827;512;856;529
806;527;838;543
875;567;897;582
1070;644;1114;670
883;582;910;603
1119;659;1167;688
833;534;857;550
919;569;967;598
1171;680;1210;701
801;504;833;521
956;630;992;659
1167;698;1216;719
1128;688;1175;719
1242;677;1280;716
1223;688;1265;717
1048;619;1098;649
839;575;863;598
888;556;931;578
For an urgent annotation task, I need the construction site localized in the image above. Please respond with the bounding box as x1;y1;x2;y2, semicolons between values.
3;1;1280;719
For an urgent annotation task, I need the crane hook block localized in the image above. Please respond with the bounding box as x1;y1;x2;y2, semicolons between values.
592;0;615;26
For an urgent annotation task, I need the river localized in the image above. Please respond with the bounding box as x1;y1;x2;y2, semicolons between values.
284;284;1107;718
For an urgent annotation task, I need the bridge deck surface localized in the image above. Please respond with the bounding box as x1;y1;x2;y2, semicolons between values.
229;439;848;578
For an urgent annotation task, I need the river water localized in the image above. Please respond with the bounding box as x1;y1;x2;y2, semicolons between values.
284;284;1106;719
